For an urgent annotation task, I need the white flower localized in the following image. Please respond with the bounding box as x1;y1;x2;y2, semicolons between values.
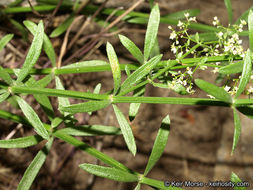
199;65;207;70
171;43;177;54
170;31;177;40
232;33;239;40
240;19;247;25
211;67;219;74
168;26;172;30
213;16;219;26
177;20;184;28
186;67;193;75
248;86;253;93
224;85;231;92
251;74;253;80
184;12;189;18
207;94;215;99
189;17;196;22
177;52;183;59
217;31;223;38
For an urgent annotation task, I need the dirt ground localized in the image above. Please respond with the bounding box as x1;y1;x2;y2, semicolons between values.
0;0;253;190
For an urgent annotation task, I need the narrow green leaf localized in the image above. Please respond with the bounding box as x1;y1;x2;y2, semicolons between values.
150;38;160;58
0;66;13;85
219;61;243;74
61;60;108;69
106;42;121;95
23;20;56;67
119;54;162;95
0;92;10;103
93;83;101;94
17;21;44;82
144;4;160;62
236;106;253;119
53;130;132;172
26;76;54;121
231;172;247;190
235;49;252;98
235;6;253;25
232;107;241;154
58;125;121;136
79;164;138;182
119;34;144;64
144;115;170;176
50;14;75;38
10;19;28;41
51;117;63;128
60;100;110;114
195;79;232;103
112;104;136;156
0;34;14;52
88;83;102;115
248;10;253;51
125;64;131;76
129;85;145;122
55;76;72;117
0;135;43;148
14;96;50;140
17;137;53;190
224;0;233;25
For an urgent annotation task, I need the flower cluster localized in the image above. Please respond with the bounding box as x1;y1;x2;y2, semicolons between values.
166;13;249;96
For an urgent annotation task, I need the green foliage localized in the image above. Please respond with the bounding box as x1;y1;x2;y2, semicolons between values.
231;172;247;190
17;138;53;190
0;34;14;52
0;135;43;148
144;4;160;62
112;104;137;156
79;164;139;182
17;21;44;82
14;96;50;140
232;107;241;154
235;49;252;98
195;79;232;103
144;115;170;176
224;0;233;24
106;42;121;95
119;34;144;64
50;14;75;37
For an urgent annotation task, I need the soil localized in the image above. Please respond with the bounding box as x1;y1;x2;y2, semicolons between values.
0;0;253;190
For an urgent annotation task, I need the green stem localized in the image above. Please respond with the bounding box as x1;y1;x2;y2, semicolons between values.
3;56;242;76
234;98;253;106
53;130;134;173
11;86;109;100
112;96;230;107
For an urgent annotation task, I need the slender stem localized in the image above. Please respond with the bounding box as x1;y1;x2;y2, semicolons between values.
234;98;253;106
112;96;230;107
11;86;110;100
3;56;243;76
